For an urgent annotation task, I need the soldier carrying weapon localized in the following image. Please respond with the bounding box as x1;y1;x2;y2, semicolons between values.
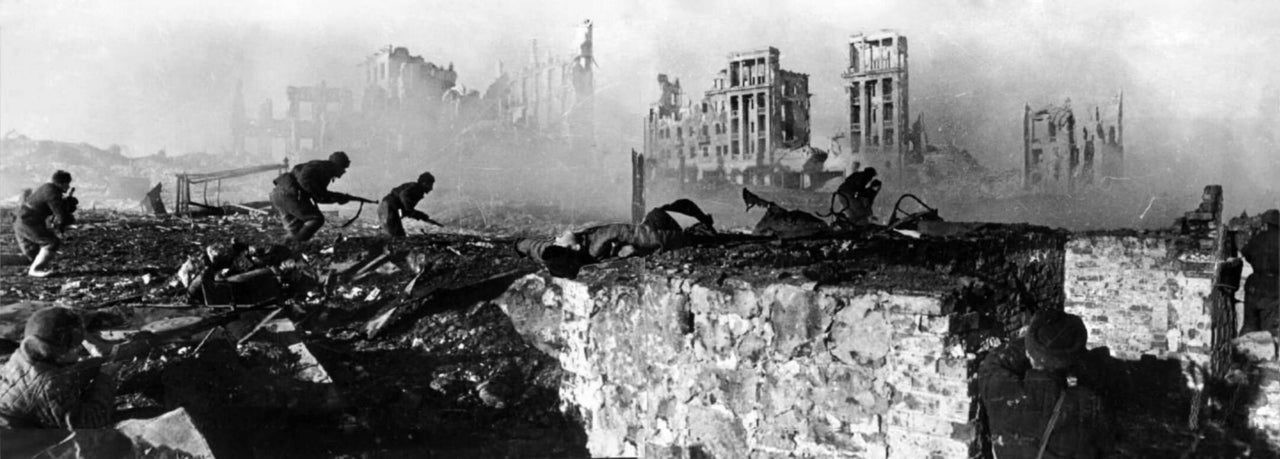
268;152;374;242
0;307;153;429
378;171;441;237
12;170;79;277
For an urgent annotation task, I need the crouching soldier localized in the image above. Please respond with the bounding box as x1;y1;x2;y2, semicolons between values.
12;170;78;277
269;151;355;242
378;172;439;237
0;307;151;429
829;167;881;227
979;310;1118;458
515;199;716;278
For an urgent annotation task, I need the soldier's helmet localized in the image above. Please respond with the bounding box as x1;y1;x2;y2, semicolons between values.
52;170;72;186
24;307;84;362
417;172;435;187
329;151;351;168
1025;310;1088;371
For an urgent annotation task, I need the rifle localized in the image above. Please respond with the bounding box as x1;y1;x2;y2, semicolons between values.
331;192;377;204
101;299;279;360
59;187;79;234
336;192;378;228
412;214;445;227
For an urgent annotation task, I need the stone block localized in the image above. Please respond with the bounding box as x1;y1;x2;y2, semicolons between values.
829;304;892;364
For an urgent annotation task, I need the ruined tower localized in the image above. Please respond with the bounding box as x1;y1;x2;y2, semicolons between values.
842;31;909;177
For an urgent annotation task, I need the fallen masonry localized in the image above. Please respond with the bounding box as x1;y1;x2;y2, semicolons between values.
1;193;1277;457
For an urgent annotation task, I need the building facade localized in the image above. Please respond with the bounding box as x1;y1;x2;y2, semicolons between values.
842;31;909;175
483;20;595;150
645;47;811;187
231;20;596;161
231;81;353;160
1023;95;1123;193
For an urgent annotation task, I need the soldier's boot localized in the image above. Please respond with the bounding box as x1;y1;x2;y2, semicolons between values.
28;246;56;277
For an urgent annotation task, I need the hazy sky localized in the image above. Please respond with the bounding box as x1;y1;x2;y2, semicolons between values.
2;0;1277;208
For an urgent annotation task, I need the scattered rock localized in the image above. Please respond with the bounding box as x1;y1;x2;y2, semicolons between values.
1234;331;1278;362
60;280;84;293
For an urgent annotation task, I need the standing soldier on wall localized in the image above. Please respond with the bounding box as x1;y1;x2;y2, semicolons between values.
12;170;78;277
378;172;439;237
1242;209;1279;335
269;151;358;242
979;310;1118;458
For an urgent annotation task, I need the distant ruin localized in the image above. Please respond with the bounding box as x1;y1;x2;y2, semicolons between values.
230;20;596;163
1023;96;1125;194
644;47;813;189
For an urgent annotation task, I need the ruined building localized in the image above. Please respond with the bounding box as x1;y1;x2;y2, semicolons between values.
230;20;595;161
1023;95;1124;193
842;31;910;176
483;19;596;151
231;81;354;159
361;45;459;154
645;47;812;188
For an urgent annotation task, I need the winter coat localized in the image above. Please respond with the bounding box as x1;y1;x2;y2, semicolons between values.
0;339;115;429
978;340;1117;459
18;183;76;229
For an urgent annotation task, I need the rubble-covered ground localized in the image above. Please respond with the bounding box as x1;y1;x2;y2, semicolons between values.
1;211;587;458
2;206;1274;457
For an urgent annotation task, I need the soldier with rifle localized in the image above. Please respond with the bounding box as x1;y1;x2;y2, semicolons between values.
268;151;375;242
0;307;154;429
378;171;441;237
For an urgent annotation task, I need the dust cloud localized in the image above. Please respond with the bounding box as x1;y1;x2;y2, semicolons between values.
1;0;1276;226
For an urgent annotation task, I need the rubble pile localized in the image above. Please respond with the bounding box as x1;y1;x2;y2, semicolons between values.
0;135;262;209
0;212;586;457
2;199;1276;457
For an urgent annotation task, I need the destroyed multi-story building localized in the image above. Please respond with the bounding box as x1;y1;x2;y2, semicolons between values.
230;20;595;161
483;20;596;150
841;31;910;176
361;45;459;153
231;81;354;159
1022;95;1124;193
644;47;811;188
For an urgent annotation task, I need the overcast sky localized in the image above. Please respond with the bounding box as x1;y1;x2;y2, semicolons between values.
2;0;1277;207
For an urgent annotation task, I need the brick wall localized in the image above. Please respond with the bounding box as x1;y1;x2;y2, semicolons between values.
1064;233;1216;366
500;273;988;458
1249;361;1280;448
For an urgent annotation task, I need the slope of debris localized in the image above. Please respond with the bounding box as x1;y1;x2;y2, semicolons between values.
0;211;586;458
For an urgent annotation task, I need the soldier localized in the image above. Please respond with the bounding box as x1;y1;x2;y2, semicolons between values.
1242;209;1279;335
269;151;356;242
829;167;881;227
377;172;438;237
12;170;78;277
515;199;716;278
0;307;149;429
979;310;1118;458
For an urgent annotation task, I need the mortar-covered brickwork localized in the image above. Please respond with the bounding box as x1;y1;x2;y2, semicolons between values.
1250;361;1280;448
501;274;976;458
495;226;1067;458
1064;232;1216;365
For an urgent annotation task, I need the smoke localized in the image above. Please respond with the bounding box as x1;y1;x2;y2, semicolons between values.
2;0;1276;220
